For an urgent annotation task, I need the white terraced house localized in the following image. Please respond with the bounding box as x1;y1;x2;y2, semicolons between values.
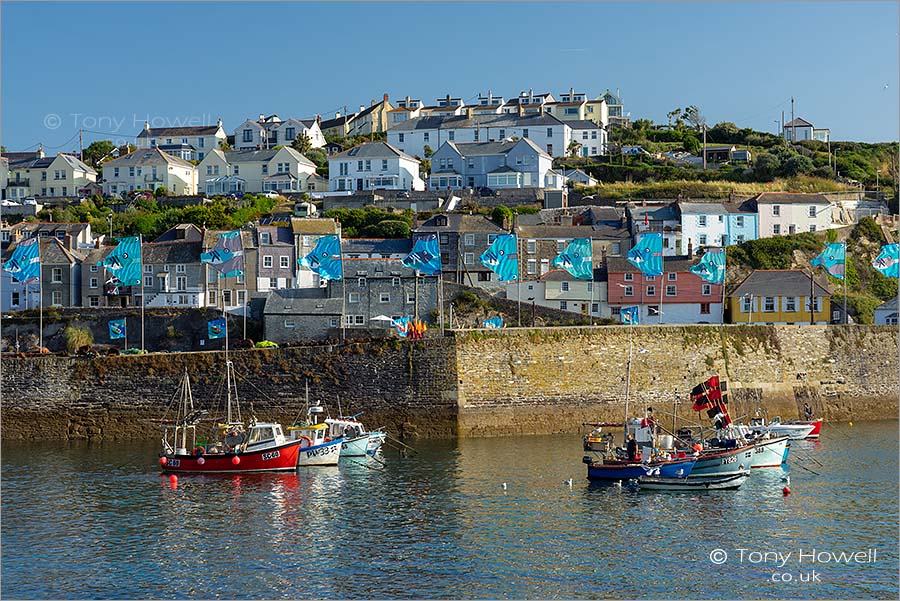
328;142;423;192
4;149;97;199
102;148;198;196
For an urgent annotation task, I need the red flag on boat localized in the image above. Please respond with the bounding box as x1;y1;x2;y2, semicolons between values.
691;375;721;411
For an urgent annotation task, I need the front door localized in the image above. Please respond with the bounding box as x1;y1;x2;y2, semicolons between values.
356;178;363;191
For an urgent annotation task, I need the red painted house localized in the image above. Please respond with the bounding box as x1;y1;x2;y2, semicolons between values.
606;256;724;324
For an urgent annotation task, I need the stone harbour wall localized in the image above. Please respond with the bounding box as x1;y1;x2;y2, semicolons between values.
454;325;899;436
1;324;896;441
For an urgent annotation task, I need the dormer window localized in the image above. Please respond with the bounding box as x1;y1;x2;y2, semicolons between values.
435;215;448;227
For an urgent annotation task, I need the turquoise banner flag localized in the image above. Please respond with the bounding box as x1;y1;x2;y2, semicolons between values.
551;238;593;280
690;248;726;284
201;230;244;278
3;237;40;283
108;318;126;340
811;243;846;280
98;236;142;286
621;306;640;325
872;244;899;279
208;318;226;339
479;234;519;282
403;234;442;275
626;233;663;277
483;317;504;329
300;235;343;281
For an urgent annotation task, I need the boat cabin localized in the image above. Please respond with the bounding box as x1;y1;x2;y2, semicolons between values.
288;423;332;448
244;422;289;452
326;418;367;441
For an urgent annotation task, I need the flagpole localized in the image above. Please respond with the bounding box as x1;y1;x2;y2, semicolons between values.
843;242;848;325
223;275;229;356
623;336;633;445
659;252;664;325
124;317;128;352
516;234;521;327
38;241;43;352
139;234;145;352
721;248;727;325
340;237;346;341
415;271;420;321
589;237;595;326
243;279;248;341
438;274;445;334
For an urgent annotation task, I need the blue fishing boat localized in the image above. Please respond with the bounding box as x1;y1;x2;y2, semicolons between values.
583;456;696;481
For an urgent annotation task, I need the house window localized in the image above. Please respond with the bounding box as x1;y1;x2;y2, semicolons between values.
522;129;529;138
488;235;498;244
736;216;745;227
285;127;295;141
763;297;776;312
330;318;339;327
464;233;475;247
448;131;455;141
439;233;449;245
11;291;20;306
51;290;62;305
284;319;296;329
773;224;781;235
624;273;634;282
391;277;401;287
556;240;567;253
280;256;290;269
269;278;278;289
547;128;553;137
647;285;656;297
805;297;822;312
223;290;232;305
527;259;536;274
560;300;568;311
561;282;570;292
380;293;390;303
809;225;817;233
623;286;634;296
406;292;415;304
666;285;676;296
464;252;474;265
741;297;752;313
702;284;712;296
176;264;185;273
382;159;388;171
772;205;780;216
700;303;711;315
348;292;360;303
243;129;253;142
808;206;817;217
51;268;62;283
91;263;100;272
699;234;707;245
423;133;430;142
263;256;273;268
785;297;797;312
90;278;98;289
144;276;153;287
358;278;366;288
668;273;676;281
736;235;745;244
398;133;404;143
698;216;707;227
89;296;100;307
527;240;536;254
365;160;371;171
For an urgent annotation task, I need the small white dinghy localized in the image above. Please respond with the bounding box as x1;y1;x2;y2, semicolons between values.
749;416;815;440
638;471;750;491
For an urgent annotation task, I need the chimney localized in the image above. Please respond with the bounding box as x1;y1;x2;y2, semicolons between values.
539;105;545;116
316;114;322;123
569;87;575;99
335;111;341;118
529;88;534;101
688;239;694;256
466;107;474;119
371;99;376;107
37;144;44;158
259;114;265;122
518;104;525;117
383;93;389;104
405;95;412;106
216;117;222;128
144;120;151;132
359;105;365;113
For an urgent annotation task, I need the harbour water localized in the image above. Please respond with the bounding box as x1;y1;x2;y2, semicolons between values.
2;421;898;599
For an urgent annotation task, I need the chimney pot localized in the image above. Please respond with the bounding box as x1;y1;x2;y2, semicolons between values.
259;114;265;122
216;117;222;128
335;111;341;118
383;93;389;103
360;105;365;113
144;121;150;131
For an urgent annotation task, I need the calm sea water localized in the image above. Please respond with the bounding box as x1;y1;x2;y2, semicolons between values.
2;421;898;600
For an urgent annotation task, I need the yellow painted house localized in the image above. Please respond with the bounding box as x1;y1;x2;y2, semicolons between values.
728;270;831;325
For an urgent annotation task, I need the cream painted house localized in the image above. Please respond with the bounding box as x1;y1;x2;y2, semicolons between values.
136;120;227;161
752;192;833;237
199;147;317;195
102;148;197;196
328;142;423;192
5;151;97;199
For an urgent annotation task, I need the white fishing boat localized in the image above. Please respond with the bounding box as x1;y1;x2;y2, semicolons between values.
638;471;749;491
749;416;815;440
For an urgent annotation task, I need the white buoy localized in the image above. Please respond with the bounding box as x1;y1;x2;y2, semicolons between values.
564;478;573;487
502;483;507;490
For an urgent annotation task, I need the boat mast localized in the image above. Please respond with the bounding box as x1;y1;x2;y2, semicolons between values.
623;337;633;445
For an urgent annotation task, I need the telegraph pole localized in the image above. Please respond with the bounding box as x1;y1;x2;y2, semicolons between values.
79;128;84;161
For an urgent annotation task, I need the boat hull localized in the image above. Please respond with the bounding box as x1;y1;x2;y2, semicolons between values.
750;436;789;468
766;424;815;439
297;439;342;466
639;472;749;491
366;431;386;454
340;435;370;457
161;439;305;473
689;445;756;477
587;458;696;481
788;418;823;439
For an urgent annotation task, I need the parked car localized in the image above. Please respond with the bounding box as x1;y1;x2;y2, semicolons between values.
478;187;499;197
262;191;281;199
396;191;411;199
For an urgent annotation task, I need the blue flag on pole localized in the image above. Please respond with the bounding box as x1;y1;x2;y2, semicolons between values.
208;318;226;339
3;237;40;283
98;236;142;286
108;318;126;340
689;248;726;284
483;316;504;329
872;244;899;279
201;230;244;278
391;316;412;338
811;243;846;280
403;234;442;275
626;233;663;277
552;238;593;280
299;235;343;282
621;306;640;325
479;234;519;282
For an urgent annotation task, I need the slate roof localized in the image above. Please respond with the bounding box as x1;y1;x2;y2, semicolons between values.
678;201;730;216
141;241;203;264
447;138;550;158
414;213;507;233
13;222;91;237
607;255;701;274
784;118;814;128
731;270;830;298
319;115;353;130
627;203;680;222
138;125;221;138
750;192;830;205
390;112;566;132
39;238;83;264
565;119;603;130
332;142;418;162
220;147;316;167
342;238;412;255
106;148;195;169
876;297;898;312
342;257;414;278
264;287;342;316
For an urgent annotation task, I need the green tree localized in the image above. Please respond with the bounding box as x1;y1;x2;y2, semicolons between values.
82;140;116;167
219;140;232;151
491;205;513;228
154;186;170;198
359;219;410;238
291;133;313;154
779;154;815;177
423;144;434;158
753;152;782;180
683;105;707;130
63;325;93;354
682;135;701;155
567;140;582;158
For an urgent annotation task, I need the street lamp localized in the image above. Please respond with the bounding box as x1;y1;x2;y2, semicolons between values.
107;213;114;241
741;293;753;323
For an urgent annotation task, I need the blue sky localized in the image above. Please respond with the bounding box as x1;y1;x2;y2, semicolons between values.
2;1;898;152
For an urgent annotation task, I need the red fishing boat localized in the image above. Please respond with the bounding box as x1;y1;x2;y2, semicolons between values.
157;364;307;473
787;417;823;439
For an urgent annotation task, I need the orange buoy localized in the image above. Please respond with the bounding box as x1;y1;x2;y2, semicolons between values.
232;456;241;465
169;474;178;488
159;456;168;467
782;486;791;496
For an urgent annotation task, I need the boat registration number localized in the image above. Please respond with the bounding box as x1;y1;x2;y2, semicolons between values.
755;446;766;454
168;459;181;468
261;451;280;461
722;456;737;464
